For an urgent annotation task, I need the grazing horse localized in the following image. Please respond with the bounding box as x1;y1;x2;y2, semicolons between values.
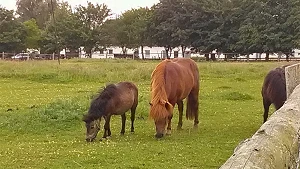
83;82;138;142
261;66;287;123
149;58;200;138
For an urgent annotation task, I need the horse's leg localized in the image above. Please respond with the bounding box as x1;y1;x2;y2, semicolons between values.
130;106;136;133
263;98;271;123
103;115;111;138
166;114;173;135
120;113;126;135
177;100;184;130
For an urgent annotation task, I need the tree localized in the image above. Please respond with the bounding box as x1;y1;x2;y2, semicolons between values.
98;19;120;47
149;0;224;59
41;2;84;55
211;0;245;56
75;2;111;57
0;7;26;53
187;0;225;60
149;0;181;58
16;0;58;28
235;0;299;60
112;7;154;59
23;19;41;50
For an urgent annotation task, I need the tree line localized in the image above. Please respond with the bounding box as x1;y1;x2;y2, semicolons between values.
1;0;300;60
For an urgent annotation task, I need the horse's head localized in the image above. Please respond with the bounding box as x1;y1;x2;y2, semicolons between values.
150;100;173;138
83;117;100;142
154;116;168;138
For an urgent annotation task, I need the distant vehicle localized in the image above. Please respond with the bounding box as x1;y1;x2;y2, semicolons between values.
11;53;30;60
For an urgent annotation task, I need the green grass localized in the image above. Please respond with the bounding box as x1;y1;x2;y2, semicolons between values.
0;59;293;169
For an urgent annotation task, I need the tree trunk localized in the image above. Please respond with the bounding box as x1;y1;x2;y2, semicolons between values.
204;53;209;61
141;45;144;60
278;51;282;62
220;84;300;169
181;45;186;58
64;48;67;59
285;53;290;62
224;54;227;61
122;47;126;55
89;49;92;58
246;54;249;62
211;53;216;61
265;52;270;61
164;46;170;59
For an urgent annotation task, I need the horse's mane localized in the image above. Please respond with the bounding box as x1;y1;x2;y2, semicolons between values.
83;84;118;122
150;59;173;120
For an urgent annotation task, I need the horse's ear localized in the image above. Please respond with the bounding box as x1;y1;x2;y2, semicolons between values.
82;114;90;123
165;101;174;113
159;99;167;105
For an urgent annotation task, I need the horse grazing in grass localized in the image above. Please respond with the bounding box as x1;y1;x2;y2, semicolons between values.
261;66;287;123
149;58;200;138
83;82;138;142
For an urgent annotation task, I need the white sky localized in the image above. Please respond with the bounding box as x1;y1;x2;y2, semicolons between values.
0;0;159;14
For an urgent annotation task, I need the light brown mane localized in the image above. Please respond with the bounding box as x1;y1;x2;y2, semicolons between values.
150;59;173;120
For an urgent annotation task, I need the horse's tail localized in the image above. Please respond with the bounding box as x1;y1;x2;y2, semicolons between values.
186;62;200;120
186;88;199;120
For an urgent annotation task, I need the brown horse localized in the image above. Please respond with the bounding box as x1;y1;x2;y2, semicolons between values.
261;66;287;123
83;82;138;142
149;58;200;138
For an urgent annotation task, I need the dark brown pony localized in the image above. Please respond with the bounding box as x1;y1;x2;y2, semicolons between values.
83;82;138;142
261;66;287;123
150;58;200;138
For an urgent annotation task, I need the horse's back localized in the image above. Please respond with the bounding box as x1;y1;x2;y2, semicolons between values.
262;67;286;108
109;82;138;114
164;58;199;102
173;58;199;85
116;81;138;102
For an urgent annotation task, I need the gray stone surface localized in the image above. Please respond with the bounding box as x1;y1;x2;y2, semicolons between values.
285;63;300;98
220;84;300;169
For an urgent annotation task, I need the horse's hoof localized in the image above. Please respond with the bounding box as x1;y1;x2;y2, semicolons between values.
193;124;198;129
120;132;125;135
177;126;183;130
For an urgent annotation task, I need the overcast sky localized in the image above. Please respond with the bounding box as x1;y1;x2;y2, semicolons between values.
0;0;159;14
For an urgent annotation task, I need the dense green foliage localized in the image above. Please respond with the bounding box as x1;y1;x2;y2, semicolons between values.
0;8;26;53
0;59;290;168
1;0;300;58
16;0;58;28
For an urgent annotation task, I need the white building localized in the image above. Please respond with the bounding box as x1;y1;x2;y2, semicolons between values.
91;47;136;59
91;46;192;59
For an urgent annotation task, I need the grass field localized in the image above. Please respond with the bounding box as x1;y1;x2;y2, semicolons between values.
0;59;291;169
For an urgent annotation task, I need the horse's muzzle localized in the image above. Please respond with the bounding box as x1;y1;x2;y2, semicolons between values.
155;133;164;138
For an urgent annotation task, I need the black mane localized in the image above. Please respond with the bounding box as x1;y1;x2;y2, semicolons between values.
83;84;118;122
